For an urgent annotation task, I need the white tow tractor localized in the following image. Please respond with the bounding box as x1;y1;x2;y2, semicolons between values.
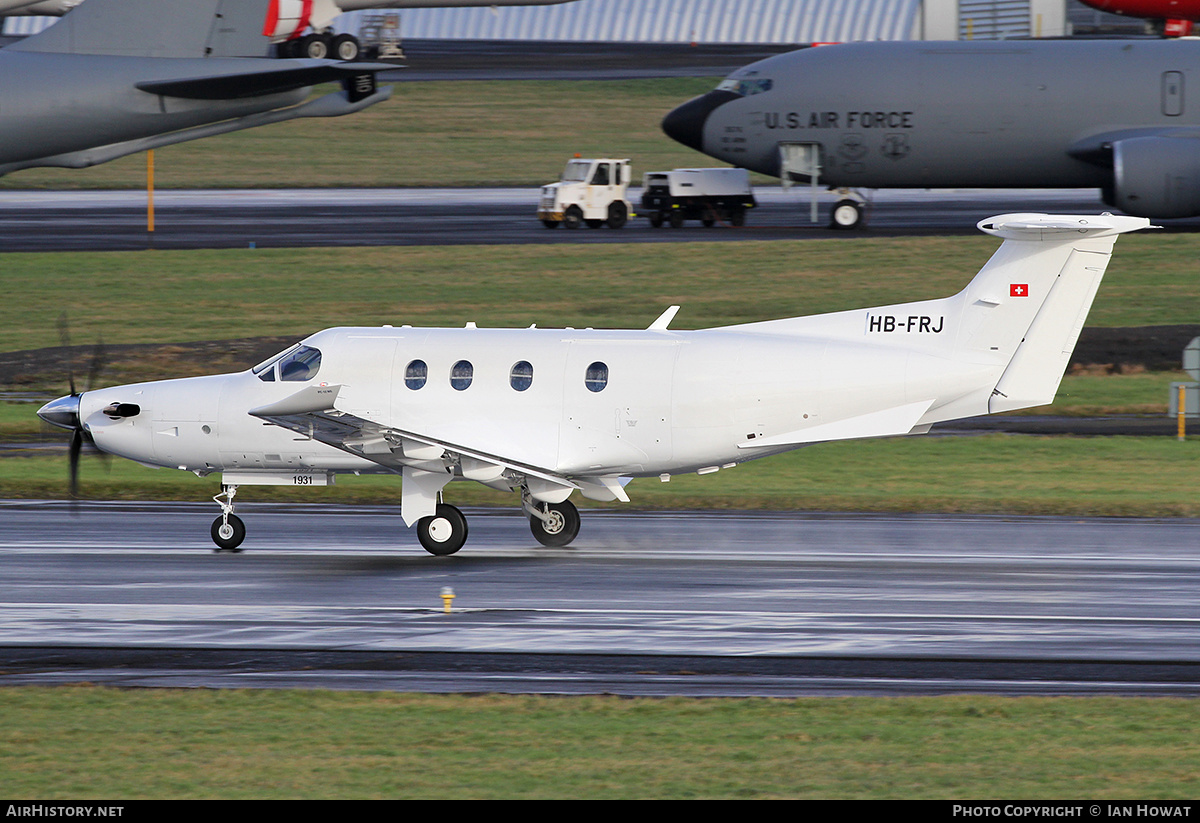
641;167;756;228
538;157;633;229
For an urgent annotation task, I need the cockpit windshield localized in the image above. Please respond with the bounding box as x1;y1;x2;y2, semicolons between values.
253;344;322;382
561;160;592;182
716;76;773;97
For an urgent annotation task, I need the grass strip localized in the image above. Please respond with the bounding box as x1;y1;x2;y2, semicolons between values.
5;434;1199;518
1;687;1197;799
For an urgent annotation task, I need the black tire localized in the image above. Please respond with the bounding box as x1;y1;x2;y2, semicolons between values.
562;205;584;230
299;33;330;60
730;208;746;227
211;514;245;553
668;210;684;228
542;219;559;229
649;212;664;228
830;199;864;230
529;499;580;548
607;201;628;229
332;33;359;61
417;503;468;556
702;217;715;227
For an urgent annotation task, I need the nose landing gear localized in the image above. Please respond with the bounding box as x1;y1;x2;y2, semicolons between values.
211;485;245;553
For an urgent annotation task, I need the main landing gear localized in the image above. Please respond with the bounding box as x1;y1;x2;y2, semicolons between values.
205;484;585;554
278;32;361;61
416;503;469;556
524;495;580;548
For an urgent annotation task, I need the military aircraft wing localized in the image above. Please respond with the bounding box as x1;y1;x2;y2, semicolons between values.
135;61;395;100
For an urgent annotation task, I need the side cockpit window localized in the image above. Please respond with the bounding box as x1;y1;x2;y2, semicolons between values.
254;344;322;383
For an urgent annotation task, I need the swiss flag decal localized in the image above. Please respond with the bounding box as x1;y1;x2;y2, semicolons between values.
1010;284;1029;297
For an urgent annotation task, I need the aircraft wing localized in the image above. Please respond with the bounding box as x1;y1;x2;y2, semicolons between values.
248;386;580;524
135;62;394;101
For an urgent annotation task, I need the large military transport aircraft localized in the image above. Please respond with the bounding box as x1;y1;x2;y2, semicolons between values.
40;213;1147;554
662;40;1200;229
0;0;392;177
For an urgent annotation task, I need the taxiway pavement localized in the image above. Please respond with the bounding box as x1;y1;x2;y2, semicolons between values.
0;186;1165;252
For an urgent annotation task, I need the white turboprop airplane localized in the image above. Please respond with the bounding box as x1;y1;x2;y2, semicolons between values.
39;213;1147;554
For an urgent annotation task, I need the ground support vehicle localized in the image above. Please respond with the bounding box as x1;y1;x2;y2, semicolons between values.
538;158;633;229
641;168;756;228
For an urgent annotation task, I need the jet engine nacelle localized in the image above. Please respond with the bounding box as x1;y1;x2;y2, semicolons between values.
1110;135;1200;218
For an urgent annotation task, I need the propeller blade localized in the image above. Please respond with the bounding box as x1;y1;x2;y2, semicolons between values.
57;311;76;397
68;428;82;499
85;337;106;393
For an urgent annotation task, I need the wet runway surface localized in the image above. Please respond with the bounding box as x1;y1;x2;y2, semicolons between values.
3;501;1199;696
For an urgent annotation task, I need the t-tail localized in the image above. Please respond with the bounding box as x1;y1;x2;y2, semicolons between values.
955;213;1150;412
725;212;1151;438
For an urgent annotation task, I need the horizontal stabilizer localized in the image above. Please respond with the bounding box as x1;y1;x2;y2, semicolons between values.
137;63;393;101
738;399;935;449
976;213;1151;240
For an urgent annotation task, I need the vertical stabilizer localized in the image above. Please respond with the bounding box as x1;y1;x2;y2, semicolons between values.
10;0;274;58
964;214;1150;413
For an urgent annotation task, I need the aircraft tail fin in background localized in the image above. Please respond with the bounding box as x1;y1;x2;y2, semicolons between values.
10;0;275;58
958;214;1151;413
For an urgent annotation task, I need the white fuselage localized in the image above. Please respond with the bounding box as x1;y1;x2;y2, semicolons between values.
76;321;1000;483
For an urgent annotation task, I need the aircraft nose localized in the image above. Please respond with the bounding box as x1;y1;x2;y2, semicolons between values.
661;89;740;153
37;394;81;431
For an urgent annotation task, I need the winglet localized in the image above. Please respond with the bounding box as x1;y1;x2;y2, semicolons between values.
648;306;681;330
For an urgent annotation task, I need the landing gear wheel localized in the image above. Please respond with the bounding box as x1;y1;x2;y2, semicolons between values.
830;199;864;230
606;201;628;229
332;33;360;61
562;205;584;230
211;514;245;553
417;504;468;556
299;33;330;59
530;500;580;548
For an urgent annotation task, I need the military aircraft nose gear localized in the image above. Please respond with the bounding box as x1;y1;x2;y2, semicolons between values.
211;485;245;553
417;503;468;556
830;190;868;230
528;499;581;548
